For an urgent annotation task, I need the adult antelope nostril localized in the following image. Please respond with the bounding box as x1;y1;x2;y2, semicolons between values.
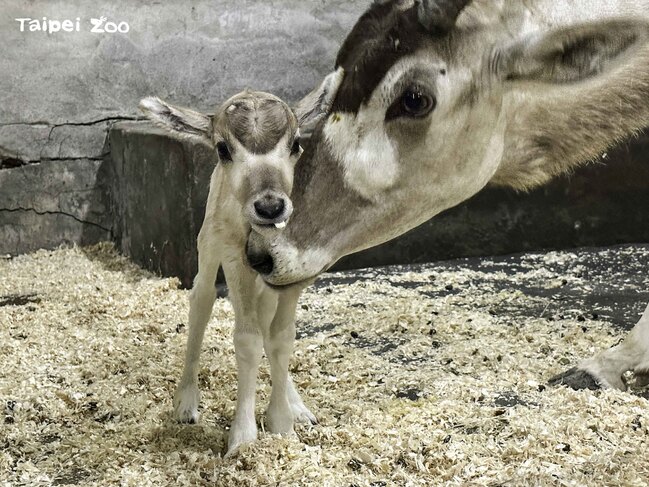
254;196;285;220
246;249;274;275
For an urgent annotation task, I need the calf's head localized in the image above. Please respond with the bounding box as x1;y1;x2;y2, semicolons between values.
140;92;301;231
247;0;649;286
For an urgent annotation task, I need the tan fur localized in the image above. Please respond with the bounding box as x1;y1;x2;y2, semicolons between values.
213;91;298;154
495;45;649;189
484;3;649;190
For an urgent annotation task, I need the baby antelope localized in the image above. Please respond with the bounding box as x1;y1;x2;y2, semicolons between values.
139;91;315;456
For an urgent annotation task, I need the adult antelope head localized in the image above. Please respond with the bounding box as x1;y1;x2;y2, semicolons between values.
247;0;649;287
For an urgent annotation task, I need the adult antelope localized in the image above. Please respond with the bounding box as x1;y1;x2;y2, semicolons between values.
247;0;649;393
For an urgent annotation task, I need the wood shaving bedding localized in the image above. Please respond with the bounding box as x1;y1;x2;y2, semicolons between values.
1;243;648;486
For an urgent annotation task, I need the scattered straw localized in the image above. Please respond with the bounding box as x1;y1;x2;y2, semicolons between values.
1;244;649;486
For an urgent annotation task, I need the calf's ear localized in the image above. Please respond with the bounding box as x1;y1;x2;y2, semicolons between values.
493;19;649;85
294;67;344;129
139;97;213;146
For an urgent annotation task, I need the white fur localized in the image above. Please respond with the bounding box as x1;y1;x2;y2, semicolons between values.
577;304;649;390
322;61;418;201
139;96;164;115
252;232;335;287
324;112;399;200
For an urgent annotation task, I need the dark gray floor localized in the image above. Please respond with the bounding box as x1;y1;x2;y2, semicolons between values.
314;244;649;331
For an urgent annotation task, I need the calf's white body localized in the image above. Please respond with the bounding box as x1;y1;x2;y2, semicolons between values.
140;92;315;457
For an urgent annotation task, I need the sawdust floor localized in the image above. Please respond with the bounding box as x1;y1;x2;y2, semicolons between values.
1;244;649;486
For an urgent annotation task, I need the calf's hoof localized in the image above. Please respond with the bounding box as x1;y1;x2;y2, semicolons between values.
173;383;200;424
226;420;257;458
291;401;318;425
287;383;318;425
267;402;296;435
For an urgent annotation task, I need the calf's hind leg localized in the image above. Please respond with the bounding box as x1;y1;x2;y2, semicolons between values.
287;376;318;425
551;302;649;390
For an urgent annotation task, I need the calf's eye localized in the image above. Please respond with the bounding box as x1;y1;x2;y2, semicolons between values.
216;141;232;162
291;137;301;155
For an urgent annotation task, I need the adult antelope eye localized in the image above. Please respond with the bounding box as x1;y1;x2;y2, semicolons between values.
291;137;301;155
401;90;435;117
216;141;232;161
386;87;436;121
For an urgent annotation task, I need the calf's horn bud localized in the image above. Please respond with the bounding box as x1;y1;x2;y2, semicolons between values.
417;0;472;33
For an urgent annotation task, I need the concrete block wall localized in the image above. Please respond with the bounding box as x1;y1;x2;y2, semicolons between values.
0;0;367;255
107;122;216;287
1;1;648;283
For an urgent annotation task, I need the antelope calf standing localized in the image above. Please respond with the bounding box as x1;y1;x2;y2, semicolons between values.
139;91;316;457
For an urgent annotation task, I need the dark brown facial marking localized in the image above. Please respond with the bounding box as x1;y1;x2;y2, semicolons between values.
332;1;433;114
225;97;295;154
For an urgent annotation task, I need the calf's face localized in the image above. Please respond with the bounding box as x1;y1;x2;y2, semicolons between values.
139;92;301;230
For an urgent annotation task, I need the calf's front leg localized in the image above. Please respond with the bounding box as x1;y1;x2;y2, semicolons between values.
174;240;220;424
551;302;649;390
223;260;271;457
263;286;317;434
227;325;263;455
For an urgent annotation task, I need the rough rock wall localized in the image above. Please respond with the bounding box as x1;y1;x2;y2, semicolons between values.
0;0;366;254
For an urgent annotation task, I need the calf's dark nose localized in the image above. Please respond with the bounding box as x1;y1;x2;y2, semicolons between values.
254;195;285;220
246;247;274;275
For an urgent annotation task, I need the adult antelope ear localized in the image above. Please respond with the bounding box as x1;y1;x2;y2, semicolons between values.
139;97;213;147
294;68;345;129
493;20;649;85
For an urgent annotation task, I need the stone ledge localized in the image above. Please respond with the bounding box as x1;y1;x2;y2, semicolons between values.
108;122;215;288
